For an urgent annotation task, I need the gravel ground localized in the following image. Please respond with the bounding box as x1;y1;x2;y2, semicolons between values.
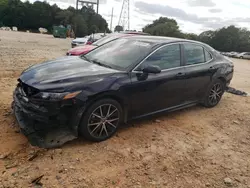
0;30;250;188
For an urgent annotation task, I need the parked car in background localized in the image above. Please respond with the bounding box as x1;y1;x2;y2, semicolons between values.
13;36;234;148
236;52;250;59
227;52;238;57
71;33;107;48
71;36;90;48
67;31;149;56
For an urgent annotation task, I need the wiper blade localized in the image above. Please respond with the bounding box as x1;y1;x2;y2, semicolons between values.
82;56;113;69
92;60;113;69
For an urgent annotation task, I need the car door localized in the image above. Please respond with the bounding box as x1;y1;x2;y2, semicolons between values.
182;43;215;102
128;43;187;117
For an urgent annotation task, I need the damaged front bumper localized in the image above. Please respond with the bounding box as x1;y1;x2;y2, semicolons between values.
12;86;83;148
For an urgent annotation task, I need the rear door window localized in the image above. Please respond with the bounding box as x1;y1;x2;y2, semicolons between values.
204;50;212;61
184;43;206;65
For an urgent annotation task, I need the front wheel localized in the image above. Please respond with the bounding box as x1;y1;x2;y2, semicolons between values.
79;99;123;142
202;79;225;108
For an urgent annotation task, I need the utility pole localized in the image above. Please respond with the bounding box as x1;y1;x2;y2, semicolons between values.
110;7;114;32
128;0;130;30
97;0;99;14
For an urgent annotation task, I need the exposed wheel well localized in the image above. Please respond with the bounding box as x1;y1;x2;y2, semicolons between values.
218;77;226;85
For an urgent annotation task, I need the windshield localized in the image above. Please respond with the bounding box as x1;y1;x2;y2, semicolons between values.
93;34;125;46
84;38;154;70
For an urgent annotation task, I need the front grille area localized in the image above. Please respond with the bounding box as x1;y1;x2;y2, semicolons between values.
18;81;39;97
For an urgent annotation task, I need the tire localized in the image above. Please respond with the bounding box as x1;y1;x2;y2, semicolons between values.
202;79;226;108
240;56;243;59
79;98;123;142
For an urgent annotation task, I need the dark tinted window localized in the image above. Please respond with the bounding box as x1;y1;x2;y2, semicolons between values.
205;50;212;61
138;44;181;70
184;43;205;65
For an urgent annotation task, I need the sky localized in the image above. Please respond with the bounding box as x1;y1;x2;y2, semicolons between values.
36;0;250;34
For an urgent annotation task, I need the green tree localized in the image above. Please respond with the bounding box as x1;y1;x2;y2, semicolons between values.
143;17;183;38
72;14;88;37
197;26;250;52
56;10;74;26
114;25;124;32
185;33;198;40
90;25;99;34
210;26;240;52
198;30;215;45
0;0;8;22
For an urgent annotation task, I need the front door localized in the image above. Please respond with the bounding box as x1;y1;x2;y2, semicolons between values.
128;43;187;118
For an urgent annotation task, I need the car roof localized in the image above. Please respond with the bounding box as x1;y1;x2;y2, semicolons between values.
124;35;196;44
120;31;149;35
122;35;215;50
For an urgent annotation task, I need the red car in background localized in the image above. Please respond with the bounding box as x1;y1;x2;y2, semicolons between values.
66;32;149;56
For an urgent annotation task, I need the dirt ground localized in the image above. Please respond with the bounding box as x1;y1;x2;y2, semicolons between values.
0;30;250;188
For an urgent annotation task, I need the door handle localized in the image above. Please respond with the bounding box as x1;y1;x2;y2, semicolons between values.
209;66;216;72
175;72;185;78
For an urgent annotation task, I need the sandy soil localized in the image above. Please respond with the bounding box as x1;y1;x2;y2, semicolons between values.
0;30;250;188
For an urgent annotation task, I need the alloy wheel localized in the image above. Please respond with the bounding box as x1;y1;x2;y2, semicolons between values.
87;104;120;139
208;83;223;105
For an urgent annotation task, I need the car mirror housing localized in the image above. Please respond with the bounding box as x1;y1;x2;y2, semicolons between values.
142;65;161;74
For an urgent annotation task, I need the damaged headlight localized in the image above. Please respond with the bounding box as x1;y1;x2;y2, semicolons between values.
33;91;81;101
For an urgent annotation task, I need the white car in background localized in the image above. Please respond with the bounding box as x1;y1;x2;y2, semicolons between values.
71;36;90;48
236;52;250;59
227;52;238;57
71;33;108;48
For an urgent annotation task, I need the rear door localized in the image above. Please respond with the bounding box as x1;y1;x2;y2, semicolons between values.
182;43;215;102
128;43;187;117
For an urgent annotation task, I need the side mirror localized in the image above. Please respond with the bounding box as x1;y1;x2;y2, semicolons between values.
142;65;161;74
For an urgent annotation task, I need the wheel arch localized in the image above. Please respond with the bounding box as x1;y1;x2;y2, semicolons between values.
72;91;129;134
217;76;226;84
89;92;129;123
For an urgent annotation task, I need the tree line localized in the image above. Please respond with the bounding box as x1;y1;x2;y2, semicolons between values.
0;0;110;37
143;17;250;52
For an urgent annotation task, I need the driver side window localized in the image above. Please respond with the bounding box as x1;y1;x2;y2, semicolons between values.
137;44;181;71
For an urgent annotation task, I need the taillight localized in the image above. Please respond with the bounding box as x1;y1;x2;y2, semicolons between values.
87;41;92;45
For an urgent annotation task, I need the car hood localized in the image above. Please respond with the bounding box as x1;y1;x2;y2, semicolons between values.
68;45;97;55
19;56;119;92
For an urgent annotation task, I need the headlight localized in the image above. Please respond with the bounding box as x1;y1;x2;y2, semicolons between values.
33;91;81;101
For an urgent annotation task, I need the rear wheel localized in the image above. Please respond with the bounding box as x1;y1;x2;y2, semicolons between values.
79;99;123;142
240;56;243;59
202;79;225;108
